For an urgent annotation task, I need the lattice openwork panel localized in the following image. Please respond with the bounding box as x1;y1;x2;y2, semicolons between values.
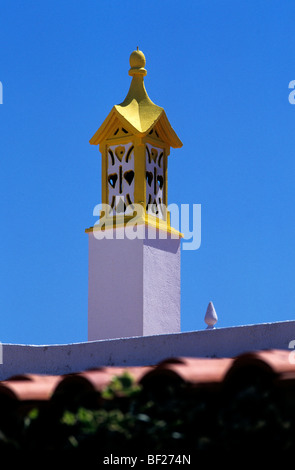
107;143;135;214
146;143;165;219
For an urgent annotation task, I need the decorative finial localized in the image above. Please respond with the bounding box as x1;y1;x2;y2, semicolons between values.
204;301;218;329
129;48;147;77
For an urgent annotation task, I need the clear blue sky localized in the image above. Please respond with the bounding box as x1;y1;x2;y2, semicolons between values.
0;0;295;344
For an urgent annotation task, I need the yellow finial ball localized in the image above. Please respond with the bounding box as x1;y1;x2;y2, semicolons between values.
129;49;146;68
129;48;147;77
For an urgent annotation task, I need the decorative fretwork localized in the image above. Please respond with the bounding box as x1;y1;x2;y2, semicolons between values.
148;128;160;140
146;143;165;219
107;143;135;215
112;127;130;138
115;146;125;161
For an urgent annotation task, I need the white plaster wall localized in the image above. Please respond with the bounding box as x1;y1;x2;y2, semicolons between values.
143;237;181;335
1;320;295;381
88;231;144;340
88;227;181;341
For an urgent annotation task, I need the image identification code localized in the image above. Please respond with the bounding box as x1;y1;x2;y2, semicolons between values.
102;454;191;466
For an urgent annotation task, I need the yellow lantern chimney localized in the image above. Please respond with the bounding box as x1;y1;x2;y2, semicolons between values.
87;49;182;235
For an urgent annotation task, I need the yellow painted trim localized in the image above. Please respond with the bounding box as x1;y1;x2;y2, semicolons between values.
163;152;168;207
90;108;182;149
90;110;117;145
106;134;134;145
101;144;107;205
85;213;183;238
143;136;169;152
134;138;146;207
144;135;166;147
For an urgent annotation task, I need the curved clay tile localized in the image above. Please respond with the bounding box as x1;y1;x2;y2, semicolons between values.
0;375;62;401
104;365;154;383
140;357;233;387
1;351;294;404
54;365;153;397
229;349;295;375
5;374;34;382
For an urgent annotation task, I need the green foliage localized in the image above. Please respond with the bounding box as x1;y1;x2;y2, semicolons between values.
101;371;142;399
0;370;295;460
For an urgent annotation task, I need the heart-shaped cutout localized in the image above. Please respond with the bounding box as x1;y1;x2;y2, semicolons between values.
146;171;153;186
108;173;118;188
124;170;134;186
115;146;125;162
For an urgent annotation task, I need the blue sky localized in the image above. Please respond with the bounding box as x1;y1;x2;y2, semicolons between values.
0;0;295;344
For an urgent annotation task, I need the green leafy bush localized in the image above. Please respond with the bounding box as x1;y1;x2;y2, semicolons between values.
0;369;294;461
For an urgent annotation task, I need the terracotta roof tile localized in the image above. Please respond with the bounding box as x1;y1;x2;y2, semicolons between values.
0;349;294;403
230;349;294;375
0;374;62;401
223;349;295;385
140;357;233;387
53;365;153;398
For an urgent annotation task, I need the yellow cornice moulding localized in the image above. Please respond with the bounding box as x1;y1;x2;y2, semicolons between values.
85;214;183;239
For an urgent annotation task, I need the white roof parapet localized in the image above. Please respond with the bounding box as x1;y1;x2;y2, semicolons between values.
205;301;218;329
0;320;295;380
